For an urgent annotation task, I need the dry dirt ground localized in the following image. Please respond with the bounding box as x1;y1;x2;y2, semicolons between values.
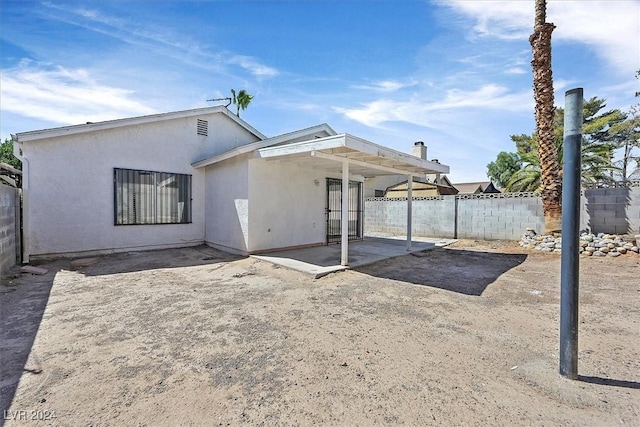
1;240;639;426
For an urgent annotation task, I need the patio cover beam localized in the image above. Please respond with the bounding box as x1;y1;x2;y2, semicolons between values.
310;151;416;176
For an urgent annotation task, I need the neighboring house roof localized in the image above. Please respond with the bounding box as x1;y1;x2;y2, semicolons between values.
194;132;450;177
192;123;336;168
433;175;454;188
483;182;502;193
453;181;501;194
385;178;459;197
12;106;266;142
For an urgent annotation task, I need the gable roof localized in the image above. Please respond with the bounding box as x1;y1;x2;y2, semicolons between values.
192;123;337;168
13;106;266;142
453;181;494;194
385;178;459;196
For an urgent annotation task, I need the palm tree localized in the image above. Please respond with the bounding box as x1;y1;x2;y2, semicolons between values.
230;89;254;118
530;0;562;234
505;139;616;192
506;151;541;192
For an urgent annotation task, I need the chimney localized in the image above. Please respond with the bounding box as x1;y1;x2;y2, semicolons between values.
412;141;427;160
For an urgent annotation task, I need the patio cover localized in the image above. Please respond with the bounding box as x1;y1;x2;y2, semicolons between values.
196;132;450;266
256;133;449;177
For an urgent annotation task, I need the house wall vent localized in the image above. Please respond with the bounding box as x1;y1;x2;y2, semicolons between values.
197;119;208;136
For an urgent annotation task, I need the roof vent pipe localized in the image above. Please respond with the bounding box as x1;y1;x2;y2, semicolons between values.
412;141;427;160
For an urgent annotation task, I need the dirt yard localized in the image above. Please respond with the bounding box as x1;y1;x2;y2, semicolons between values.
1;240;638;426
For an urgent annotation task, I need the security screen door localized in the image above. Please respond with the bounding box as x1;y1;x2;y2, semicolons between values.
326;178;363;244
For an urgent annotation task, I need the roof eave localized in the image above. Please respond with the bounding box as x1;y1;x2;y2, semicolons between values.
14;106;266;142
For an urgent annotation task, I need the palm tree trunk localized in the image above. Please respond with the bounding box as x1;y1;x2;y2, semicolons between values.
530;0;562;234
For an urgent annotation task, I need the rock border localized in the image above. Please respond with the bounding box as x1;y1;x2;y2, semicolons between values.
520;228;640;257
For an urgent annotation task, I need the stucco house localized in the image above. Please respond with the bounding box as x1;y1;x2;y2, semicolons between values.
13;106;449;264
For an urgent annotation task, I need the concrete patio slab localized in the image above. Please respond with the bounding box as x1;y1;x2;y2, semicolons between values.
251;236;457;278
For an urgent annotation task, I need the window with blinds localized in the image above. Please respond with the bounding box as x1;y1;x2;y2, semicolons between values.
114;168;192;225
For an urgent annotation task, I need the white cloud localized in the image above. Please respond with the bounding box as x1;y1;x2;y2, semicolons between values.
505;67;527;75
0;61;156;125
352;79;418;93
440;0;640;75
228;55;279;78
334;84;533;129
437;0;532;40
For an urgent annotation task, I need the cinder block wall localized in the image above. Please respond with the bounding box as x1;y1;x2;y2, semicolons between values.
583;187;640;235
365;188;640;240
456;195;544;240
365;194;544;240
0;185;19;272
365;197;457;238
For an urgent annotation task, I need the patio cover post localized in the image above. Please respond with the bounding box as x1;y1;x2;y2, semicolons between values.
341;161;349;266
407;175;413;250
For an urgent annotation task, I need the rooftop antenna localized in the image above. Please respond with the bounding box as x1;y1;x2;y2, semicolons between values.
206;97;232;107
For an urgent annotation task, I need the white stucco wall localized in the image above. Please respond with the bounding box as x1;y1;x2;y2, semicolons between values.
204;155;251;254
247;159;358;253
20;113;260;258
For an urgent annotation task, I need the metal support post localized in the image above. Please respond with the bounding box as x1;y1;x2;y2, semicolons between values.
560;87;583;379
341;161;349;266
407;176;413;250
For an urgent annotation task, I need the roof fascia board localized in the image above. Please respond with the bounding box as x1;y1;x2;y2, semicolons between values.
257;123;337;149
257;134;346;158
192;123;337;168
15;106;266;142
259;133;450;174
343;134;450;174
192;144;257;168
311;151;418;176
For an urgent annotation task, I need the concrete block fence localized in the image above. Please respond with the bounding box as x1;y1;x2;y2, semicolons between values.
0;185;20;272
365;187;640;240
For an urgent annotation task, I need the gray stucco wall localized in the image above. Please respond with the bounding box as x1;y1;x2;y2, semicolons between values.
0;185;20;272
365;187;640;240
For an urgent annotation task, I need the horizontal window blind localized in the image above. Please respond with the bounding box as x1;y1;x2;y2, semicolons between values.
114;168;192;225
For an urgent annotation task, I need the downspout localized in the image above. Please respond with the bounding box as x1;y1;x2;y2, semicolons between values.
12;135;29;264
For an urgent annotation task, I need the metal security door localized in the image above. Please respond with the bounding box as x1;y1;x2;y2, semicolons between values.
326;178;363;244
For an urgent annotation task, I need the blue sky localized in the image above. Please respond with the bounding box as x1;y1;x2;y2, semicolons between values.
1;0;639;182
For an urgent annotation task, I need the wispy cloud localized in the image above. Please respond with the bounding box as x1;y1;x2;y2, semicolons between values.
1;60;156;125
41;2;279;78
334;84;533;129
440;0;640;75
437;0;532;40
227;55;279;78
352;79;418;93
505;67;527;75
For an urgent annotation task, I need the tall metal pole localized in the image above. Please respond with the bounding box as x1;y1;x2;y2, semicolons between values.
559;88;583;379
341;161;349;266
407;175;413;251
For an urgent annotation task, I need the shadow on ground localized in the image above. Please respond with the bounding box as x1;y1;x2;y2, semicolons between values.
356;247;528;296
0;264;59;424
578;375;640;390
50;245;242;277
0;246;239;423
